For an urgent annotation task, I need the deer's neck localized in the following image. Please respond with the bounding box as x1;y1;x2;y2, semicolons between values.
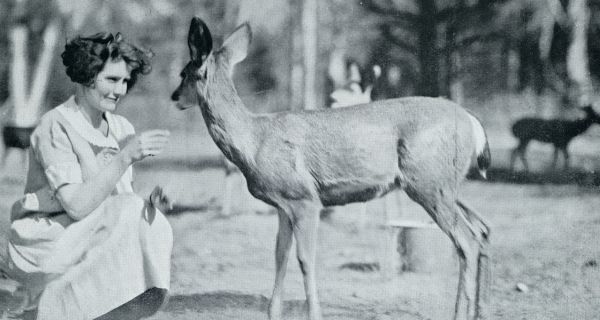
571;118;594;135
199;71;257;169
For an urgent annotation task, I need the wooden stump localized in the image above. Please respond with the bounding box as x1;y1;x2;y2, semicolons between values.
384;220;457;275
2;126;34;149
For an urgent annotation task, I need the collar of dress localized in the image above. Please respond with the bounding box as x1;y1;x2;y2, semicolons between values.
56;96;120;149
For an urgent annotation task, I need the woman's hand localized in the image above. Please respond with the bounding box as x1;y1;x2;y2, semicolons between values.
149;185;174;213
121;130;170;164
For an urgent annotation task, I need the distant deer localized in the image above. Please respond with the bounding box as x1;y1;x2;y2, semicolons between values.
510;105;600;172
171;18;491;320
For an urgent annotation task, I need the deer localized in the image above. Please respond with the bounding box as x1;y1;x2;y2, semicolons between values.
326;52;388;229
171;17;492;320
510;105;600;172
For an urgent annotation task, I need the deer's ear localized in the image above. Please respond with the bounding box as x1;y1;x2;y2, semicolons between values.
221;22;252;65
188;17;213;63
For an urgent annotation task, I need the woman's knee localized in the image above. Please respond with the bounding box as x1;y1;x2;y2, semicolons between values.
102;193;146;217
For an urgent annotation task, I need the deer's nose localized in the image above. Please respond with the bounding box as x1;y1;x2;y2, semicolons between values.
171;90;180;101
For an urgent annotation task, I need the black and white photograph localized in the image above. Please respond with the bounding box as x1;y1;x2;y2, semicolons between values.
0;0;598;319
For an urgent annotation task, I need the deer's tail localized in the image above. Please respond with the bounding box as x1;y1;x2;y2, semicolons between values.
467;112;491;179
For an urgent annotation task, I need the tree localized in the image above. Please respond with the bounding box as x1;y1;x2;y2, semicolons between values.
362;0;501;98
500;0;596;109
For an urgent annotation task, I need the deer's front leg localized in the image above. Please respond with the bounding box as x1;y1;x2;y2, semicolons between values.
551;147;560;170
291;201;323;320
269;209;294;320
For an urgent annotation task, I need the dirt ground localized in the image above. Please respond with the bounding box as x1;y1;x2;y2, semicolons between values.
0;132;599;320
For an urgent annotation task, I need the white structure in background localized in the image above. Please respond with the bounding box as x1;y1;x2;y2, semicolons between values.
330;65;381;108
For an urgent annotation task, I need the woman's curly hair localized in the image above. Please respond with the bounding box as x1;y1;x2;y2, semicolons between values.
61;32;154;90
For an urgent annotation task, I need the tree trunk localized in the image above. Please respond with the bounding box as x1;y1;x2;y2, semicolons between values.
449;50;464;105
286;0;298;111
417;0;440;97
9;19;61;128
8;24;29;126
566;0;592;106
302;0;318;110
28;19;61;116
444;20;464;104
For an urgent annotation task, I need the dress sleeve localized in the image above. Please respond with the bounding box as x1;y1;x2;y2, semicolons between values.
31;119;83;191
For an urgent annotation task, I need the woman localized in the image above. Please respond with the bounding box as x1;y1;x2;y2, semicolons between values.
6;32;173;320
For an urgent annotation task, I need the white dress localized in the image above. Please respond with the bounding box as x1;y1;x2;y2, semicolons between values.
6;96;173;320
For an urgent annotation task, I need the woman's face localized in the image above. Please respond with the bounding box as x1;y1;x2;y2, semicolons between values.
83;59;131;113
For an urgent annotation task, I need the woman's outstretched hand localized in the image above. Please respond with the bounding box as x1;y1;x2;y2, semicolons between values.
149;185;174;213
122;130;170;164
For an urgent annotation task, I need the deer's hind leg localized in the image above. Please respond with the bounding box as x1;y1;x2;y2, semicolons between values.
404;185;489;320
457;200;491;319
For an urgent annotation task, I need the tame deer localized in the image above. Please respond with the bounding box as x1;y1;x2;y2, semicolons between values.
510;105;600;172
327;53;387;229
171;18;492;320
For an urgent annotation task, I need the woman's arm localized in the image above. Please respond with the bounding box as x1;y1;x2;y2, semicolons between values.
10;187;65;221
56;130;170;220
56;152;131;220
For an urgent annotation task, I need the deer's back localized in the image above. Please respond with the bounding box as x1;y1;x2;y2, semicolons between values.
247;97;475;206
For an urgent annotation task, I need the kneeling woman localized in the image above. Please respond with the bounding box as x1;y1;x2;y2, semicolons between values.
7;32;173;319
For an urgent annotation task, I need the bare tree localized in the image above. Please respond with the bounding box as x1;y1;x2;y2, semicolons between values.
566;0;592;105
7;0;64;128
502;0;595;109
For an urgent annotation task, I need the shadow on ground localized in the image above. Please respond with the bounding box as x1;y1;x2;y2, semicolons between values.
162;291;306;317
468;167;600;187
167;202;219;215
158;291;425;320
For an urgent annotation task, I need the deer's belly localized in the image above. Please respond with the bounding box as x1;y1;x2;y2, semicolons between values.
317;173;401;207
